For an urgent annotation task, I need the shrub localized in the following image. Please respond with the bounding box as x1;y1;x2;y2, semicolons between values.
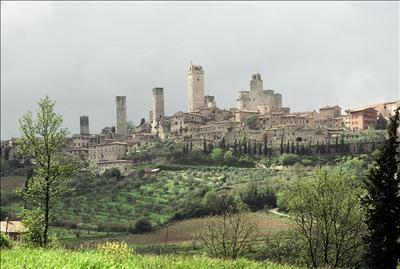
279;154;299;166
0;233;12;249
132;218;152;233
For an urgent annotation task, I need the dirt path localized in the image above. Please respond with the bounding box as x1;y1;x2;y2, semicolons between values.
268;208;291;218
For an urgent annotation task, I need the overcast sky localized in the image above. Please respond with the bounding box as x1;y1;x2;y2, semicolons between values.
1;1;399;139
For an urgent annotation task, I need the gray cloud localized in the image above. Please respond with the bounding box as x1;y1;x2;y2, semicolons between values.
1;1;399;139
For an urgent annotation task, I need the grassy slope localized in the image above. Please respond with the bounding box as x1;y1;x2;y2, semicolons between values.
61;212;292;248
0;247;302;269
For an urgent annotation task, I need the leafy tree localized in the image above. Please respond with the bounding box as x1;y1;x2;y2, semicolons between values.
211;148;224;163
17;96;79;246
375;115;387;130
362;108;400;269
103;168;122;180
280;166;366;268
244;115;258;130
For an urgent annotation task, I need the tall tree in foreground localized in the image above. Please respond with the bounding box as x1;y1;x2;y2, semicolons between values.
279;166;366;268
362;108;400;269
18;96;78;246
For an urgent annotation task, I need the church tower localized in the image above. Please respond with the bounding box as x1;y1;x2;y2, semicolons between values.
187;63;204;112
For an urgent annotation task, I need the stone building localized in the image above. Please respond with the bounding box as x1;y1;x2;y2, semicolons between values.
319;105;341;119
204;95;216;108
80;116;90;135
188;64;205;112
236;73;283;113
116;96;128;136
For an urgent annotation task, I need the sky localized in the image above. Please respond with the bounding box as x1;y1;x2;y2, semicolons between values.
1;1;399;139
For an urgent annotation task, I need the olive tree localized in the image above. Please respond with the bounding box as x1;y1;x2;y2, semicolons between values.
279;166;366;268
18;96;79;246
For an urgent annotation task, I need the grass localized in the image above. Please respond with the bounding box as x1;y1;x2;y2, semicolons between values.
0;247;303;269
0;175;25;192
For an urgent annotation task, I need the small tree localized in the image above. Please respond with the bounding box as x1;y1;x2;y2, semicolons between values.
18;96;79;246
362;108;400;269
197;200;257;259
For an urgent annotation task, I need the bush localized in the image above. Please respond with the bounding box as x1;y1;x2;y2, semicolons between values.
131;218;152;233
252;230;304;265
279;154;299;166
239;181;277;211
0;233;12;249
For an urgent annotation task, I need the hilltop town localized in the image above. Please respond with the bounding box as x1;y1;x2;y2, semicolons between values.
1;63;398;175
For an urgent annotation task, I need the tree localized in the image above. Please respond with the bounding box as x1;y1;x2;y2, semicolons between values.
211;148;224;164
280;136;284;155
362;108;400;269
280;166;366;268
197;200;258;259
17;96;79;246
140;118;146;126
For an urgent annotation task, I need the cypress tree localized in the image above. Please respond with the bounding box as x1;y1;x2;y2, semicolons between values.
335;135;339;153
340;135;345;154
286;140;290;154
280;136;284;155
291;140;295;154
296;141;299;155
362;108;400;269
258;143;262;156
203;138;207;155
233;139;238;156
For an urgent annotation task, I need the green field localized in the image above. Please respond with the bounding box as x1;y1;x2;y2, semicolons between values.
0;247;302;269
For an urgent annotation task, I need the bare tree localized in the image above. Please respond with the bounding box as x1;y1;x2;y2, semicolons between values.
197;200;258;259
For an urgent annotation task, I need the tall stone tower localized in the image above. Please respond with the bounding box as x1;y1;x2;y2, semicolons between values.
187;64;204;112
115;96;127;136
152;87;165;123
80;116;89;135
249;73;263;110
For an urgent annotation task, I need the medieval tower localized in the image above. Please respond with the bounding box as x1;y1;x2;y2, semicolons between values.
249;73;263;110
187;64;204;112
116;96;128;136
152;87;165;128
80;116;89;135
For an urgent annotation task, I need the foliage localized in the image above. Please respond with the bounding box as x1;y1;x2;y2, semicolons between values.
254;230;304;265
103;168;122;180
197;200;258;259
132;218;153;233
239;181;276;211
18;208;45;247
17;96;80;246
0;233;12;249
280;166;366;268
362;108;400;269
279;154;299;166
0;247;302;269
244;115;259;130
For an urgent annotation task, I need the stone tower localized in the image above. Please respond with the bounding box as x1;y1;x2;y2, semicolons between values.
80;116;89;135
115;96;127;136
187;64;204;112
249;73;263;110
152;87;165;123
